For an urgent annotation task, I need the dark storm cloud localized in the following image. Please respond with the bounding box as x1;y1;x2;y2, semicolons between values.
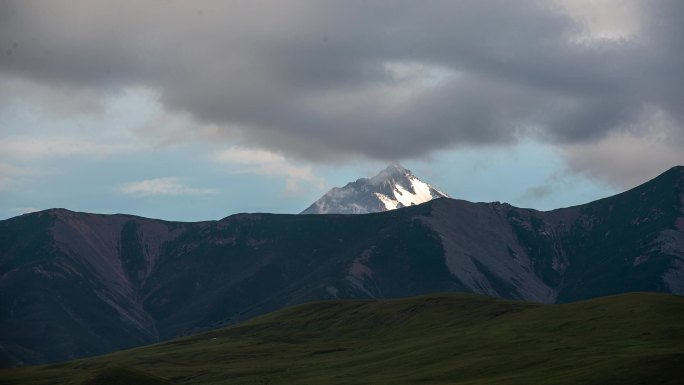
0;0;682;162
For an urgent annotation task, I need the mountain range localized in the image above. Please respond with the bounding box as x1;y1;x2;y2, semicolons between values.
300;163;448;214
1;165;683;366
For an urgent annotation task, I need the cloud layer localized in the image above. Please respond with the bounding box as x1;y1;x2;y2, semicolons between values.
0;136;134;160
119;177;216;197
214;146;325;194
1;1;682;185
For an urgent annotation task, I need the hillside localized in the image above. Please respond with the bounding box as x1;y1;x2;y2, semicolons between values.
1;292;682;385
1;166;683;366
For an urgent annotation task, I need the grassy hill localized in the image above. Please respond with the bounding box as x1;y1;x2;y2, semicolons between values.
1;292;683;385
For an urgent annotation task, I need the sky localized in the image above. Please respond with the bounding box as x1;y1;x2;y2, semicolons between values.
1;0;683;221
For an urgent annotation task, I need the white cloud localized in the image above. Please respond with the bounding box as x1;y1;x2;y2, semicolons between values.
384;61;459;89
0;136;135;160
0;163;49;192
0;163;21;192
554;0;642;41
118;177;217;197
214;146;326;194
134;111;229;147
215;146;287;165
8;207;42;215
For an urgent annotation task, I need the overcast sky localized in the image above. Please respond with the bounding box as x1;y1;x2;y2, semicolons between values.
1;0;682;220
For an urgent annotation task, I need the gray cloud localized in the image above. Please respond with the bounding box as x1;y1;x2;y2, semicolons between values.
523;184;555;201
1;0;682;170
561;123;684;188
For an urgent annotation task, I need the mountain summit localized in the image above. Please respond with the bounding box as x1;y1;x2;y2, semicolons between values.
300;163;449;214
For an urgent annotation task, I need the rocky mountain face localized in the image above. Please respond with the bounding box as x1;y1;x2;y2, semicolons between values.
300;163;448;214
1;166;683;366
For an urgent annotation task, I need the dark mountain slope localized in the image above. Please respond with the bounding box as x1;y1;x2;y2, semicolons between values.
0;166;682;366
0;211;197;366
2;292;682;385
553;165;684;301
0;205;465;366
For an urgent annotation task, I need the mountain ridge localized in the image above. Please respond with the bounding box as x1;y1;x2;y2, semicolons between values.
0;165;682;366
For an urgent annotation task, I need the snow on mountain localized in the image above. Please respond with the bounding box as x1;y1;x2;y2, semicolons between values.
300;163;449;214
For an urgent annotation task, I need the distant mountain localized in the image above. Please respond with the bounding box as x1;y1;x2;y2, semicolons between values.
1;166;683;366
3;292;682;385
300;163;448;214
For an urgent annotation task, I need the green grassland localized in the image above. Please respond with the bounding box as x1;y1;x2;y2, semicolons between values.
2;292;682;384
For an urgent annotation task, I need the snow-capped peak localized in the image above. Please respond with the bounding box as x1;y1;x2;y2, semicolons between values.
300;163;449;214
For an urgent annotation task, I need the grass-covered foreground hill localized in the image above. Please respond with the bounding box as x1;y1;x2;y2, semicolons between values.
1;292;682;385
